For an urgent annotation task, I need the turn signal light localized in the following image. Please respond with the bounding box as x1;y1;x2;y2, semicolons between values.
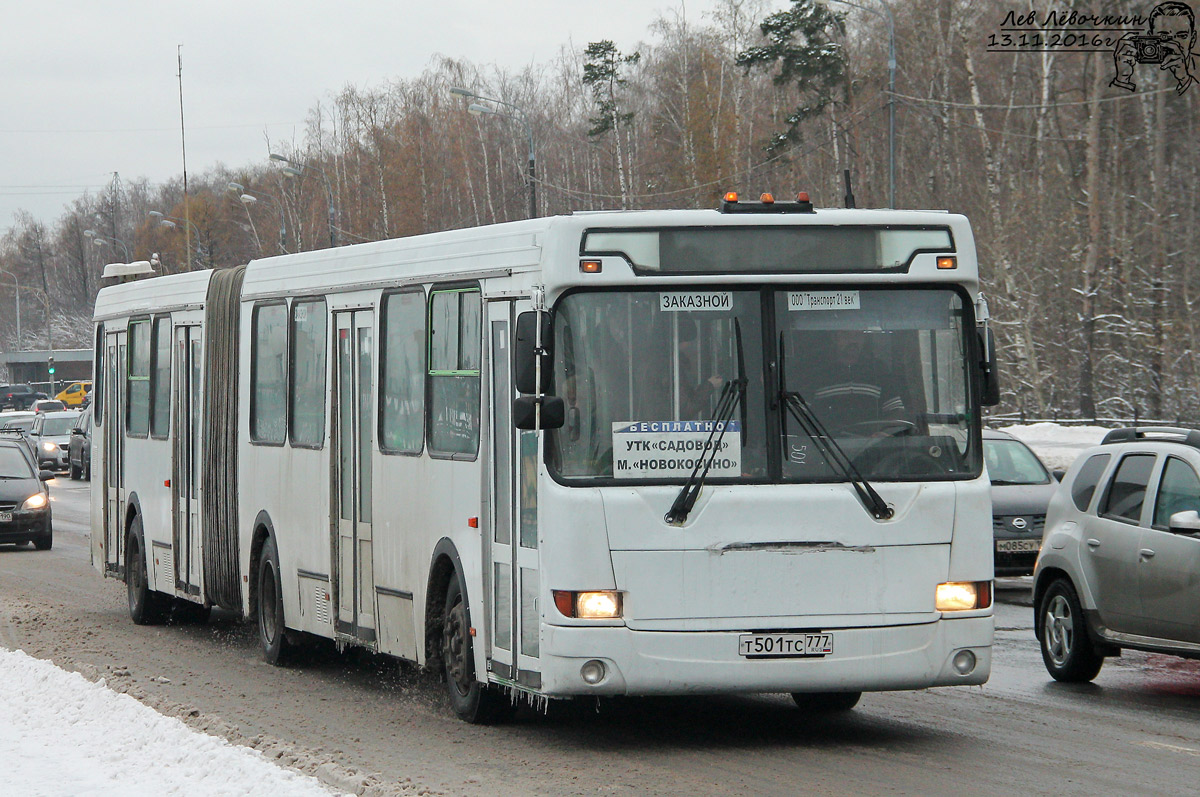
937;256;957;270
579;260;602;273
936;581;992;611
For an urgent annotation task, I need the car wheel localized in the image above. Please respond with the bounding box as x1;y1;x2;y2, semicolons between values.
33;517;52;551
126;517;168;625
791;692;862;712
257;535;292;665
441;575;514;724
83;457;91;481
1039;579;1104;682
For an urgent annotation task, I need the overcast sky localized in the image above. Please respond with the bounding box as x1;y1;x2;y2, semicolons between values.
1;0;762;234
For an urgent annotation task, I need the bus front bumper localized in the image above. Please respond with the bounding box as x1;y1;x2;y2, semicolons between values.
531;615;992;696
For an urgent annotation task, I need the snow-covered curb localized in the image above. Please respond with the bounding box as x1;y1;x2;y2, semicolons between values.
992;422;1109;471
0;647;347;796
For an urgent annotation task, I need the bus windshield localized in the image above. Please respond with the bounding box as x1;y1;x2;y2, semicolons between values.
549;287;978;484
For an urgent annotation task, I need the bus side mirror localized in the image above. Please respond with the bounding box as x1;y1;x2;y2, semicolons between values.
514;396;565;430
514;311;553;395
978;327;1000;407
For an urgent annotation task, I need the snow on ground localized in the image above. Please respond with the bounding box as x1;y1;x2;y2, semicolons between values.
991;422;1110;472
0;648;344;797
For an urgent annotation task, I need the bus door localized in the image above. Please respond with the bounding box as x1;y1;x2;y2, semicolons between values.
103;329;127;576
333;310;376;644
487;300;541;687
172;325;203;596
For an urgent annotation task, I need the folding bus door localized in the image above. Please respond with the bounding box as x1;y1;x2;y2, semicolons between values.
172;325;203;596
487;300;541;689
103;329;127;576
333;309;377;644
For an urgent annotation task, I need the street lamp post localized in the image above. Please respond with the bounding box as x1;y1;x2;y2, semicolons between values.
269;154;337;248
229;182;288;254
148;211;205;270
450;87;537;219
83;229;132;261
827;0;895;208
0;268;20;347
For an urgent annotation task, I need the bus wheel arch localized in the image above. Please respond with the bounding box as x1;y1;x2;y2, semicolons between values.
425;539;465;671
247;512;276;621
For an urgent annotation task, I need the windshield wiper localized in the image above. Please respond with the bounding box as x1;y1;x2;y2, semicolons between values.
777;334;893;521
665;320;747;526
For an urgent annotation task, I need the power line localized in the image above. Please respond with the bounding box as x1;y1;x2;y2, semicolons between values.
887;86;1178;110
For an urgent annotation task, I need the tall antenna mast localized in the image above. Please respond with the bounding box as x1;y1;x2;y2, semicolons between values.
178;44;193;272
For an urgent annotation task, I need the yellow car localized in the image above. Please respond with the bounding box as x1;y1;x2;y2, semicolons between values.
55;381;92;407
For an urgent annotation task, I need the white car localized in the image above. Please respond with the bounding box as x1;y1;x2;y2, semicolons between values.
1034;426;1200;682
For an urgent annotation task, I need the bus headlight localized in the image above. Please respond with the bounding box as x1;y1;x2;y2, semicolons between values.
553;590;622;619
21;492;48;511
936;581;992;611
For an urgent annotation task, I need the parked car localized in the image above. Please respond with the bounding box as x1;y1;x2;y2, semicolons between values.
69;406;92;481
984;429;1058;576
31;399;66;413
1034;426;1200;683
0;384;48;411
0;438;54;550
29;410;79;471
55;380;92;408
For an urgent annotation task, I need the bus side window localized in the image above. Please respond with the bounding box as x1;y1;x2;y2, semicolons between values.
380;289;424;454
427;287;481;458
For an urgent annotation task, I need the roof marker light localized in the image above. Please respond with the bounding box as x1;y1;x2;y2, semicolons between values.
723;191;739;203
797;192;810;202
760;193;774;204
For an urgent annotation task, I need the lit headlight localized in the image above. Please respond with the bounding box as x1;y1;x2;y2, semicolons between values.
936;581;992;611
21;492;48;511
41;441;59;453
552;590;622;619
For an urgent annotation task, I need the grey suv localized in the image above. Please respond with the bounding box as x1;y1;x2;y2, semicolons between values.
1034;427;1200;681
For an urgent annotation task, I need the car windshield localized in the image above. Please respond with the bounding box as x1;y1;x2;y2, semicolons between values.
985;438;1050;484
0;447;33;478
548;287;979;484
40;417;78;436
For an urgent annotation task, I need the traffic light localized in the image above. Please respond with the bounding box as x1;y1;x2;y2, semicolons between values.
47;357;55;376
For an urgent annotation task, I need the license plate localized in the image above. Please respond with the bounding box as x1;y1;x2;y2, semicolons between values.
739;633;833;658
0;512;11;523
996;539;1040;553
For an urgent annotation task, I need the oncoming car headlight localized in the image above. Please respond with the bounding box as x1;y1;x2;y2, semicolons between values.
936;581;992;611
21;492;48;511
41;441;59;453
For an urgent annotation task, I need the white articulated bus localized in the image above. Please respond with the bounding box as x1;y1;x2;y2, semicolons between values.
90;194;999;722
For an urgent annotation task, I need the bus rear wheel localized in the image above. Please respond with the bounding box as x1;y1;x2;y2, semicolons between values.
441;575;513;724
126;518;168;625
791;692;862;712
257;536;291;665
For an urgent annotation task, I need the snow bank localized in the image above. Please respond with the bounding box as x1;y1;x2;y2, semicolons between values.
0;648;342;796
993;422;1110;471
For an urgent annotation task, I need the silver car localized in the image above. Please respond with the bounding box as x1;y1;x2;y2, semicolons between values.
29;410;80;471
1034;426;1200;682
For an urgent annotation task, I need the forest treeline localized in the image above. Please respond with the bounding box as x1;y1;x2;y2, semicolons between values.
1;0;1196;421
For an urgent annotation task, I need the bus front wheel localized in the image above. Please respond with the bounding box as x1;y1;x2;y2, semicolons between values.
441;575;514;724
257;536;291;665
